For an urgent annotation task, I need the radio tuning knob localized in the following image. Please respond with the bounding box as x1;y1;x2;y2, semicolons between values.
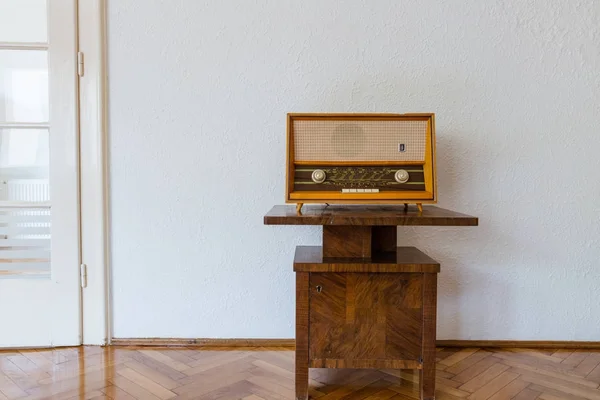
311;169;326;183
395;169;410;183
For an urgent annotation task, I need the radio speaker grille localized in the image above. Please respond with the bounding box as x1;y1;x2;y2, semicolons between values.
293;119;428;162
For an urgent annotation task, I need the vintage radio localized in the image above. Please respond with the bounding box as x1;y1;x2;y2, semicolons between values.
286;113;437;213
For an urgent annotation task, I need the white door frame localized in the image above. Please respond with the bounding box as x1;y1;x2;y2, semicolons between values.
78;0;111;345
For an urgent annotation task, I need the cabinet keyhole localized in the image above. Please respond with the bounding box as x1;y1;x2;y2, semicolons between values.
316;285;323;293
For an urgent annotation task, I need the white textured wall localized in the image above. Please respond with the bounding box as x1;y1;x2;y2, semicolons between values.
107;0;600;340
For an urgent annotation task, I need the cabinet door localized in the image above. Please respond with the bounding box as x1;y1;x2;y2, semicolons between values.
309;273;423;365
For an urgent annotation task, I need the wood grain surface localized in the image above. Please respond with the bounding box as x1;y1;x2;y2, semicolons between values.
2;346;600;399
296;272;310;400
322;225;399;259
421;273;438;400
309;359;422;369
309;273;424;367
322;226;371;258
109;338;600;350
264;205;478;226
294;246;440;273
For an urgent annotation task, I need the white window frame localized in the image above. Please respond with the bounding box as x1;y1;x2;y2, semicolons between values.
79;0;111;345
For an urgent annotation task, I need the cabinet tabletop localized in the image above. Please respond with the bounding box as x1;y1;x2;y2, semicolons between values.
294;246;440;273
264;205;478;226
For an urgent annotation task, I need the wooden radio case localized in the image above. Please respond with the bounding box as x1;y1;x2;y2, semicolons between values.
286;113;437;213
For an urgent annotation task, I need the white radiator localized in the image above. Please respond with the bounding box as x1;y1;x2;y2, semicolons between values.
6;179;50;202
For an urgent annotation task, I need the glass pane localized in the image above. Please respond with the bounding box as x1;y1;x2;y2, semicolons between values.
0;50;48;122
0;129;49;172
0;205;50;278
0;128;50;277
0;0;47;43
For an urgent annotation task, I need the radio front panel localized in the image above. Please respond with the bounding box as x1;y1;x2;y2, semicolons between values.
286;113;436;204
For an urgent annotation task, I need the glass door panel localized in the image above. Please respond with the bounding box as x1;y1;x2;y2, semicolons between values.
0;3;51;281
0;50;49;122
0;128;50;170
0;127;50;277
0;0;79;347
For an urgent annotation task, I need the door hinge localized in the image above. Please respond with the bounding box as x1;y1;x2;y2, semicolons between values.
77;52;84;77
80;264;88;288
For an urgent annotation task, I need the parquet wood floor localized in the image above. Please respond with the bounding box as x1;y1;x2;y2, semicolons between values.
1;346;599;399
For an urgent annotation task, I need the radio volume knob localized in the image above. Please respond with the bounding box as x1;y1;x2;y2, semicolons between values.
395;169;410;183
311;169;326;183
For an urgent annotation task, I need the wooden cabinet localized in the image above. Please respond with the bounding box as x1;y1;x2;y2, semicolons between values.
264;205;478;400
295;246;439;400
